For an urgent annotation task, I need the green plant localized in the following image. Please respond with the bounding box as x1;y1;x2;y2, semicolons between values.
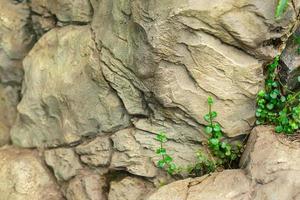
204;97;242;165
154;97;243;176
275;0;289;19
187;151;216;177
155;132;178;175
256;56;300;134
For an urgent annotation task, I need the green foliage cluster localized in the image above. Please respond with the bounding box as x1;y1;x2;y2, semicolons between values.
204;97;242;164
187;151;216;177
256;56;300;134
155;97;242;176
154;0;296;177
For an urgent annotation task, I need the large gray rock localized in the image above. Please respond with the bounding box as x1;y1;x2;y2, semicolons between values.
0;147;63;200
91;0;300;137
45;148;83;181
11;25;130;147
146;126;300;200
240;126;300;200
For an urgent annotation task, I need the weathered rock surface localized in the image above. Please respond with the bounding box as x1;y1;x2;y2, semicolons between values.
65;170;107;200
1;1;300;199
108;176;153;200
45;148;82;181
240;126;300;200
0;147;63;200
0;84;19;146
30;0;93;23
75;136;112;167
11;25;130;147
0;0;35;84
280;26;300;91
146;126;300;200
110;128;158;178
92;0;300;137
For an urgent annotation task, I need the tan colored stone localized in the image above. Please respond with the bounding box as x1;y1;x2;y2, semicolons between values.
75;136;112;167
0;147;63;200
108;176;153;200
66;170;107;200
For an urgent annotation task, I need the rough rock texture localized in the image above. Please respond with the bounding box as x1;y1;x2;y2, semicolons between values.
146;126;300;200
45;148;83;181
110;128;158;178
108;176;154;200
75;136;112;167
30;0;93;24
65;170;107;200
0;147;63;200
11;26;130;147
0;85;19;146
1;0;300;199
280;26;300;90
0;0;35;84
92;0;300;137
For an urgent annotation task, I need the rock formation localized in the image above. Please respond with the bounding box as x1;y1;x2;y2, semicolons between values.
0;0;300;199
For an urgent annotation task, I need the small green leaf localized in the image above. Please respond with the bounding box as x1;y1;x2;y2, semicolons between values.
207;97;214;105
211;111;217;119
156;148;166;155
297;76;300;82
164;155;173;164
213;123;221;132
267;103;274;110
270;91;278;99
258;90;265;97
205;126;213;134
209;138;219;146
204;114;210;122
275;125;283;133
155;132;167;143
157;160;165;168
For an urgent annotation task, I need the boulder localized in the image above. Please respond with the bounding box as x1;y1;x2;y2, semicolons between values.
11;25;130;147
91;0;300;137
0;147;63;200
